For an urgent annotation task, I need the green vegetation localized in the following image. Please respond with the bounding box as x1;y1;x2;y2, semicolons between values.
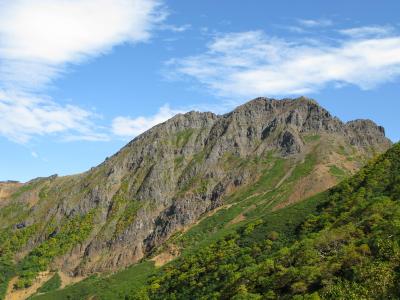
114;201;142;236
177;150;209;196
30;154;296;300
0;202;27;225
175;129;194;148
221;152;247;170
31;144;400;299
11;183;36;200
174;156;289;250
107;180;142;237
329;165;347;179
303;134;321;143
140;143;400;299
174;155;184;168
36;273;61;293
337;144;347;156
0;225;37;299
289;153;318;182
32;262;156;300
109;180;130;216
16;211;96;288
8;138;395;300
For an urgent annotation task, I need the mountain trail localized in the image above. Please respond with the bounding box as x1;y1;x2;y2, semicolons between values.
5;272;52;300
59;271;86;289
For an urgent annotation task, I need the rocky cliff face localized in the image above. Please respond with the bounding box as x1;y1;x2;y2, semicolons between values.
0;97;391;277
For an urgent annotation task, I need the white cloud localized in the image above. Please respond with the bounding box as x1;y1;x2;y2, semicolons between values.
298;18;333;27
0;0;165;90
167;30;400;97
0;90;108;143
339;26;394;38
112;104;183;138
283;26;306;34
161;24;191;33
0;0;165;143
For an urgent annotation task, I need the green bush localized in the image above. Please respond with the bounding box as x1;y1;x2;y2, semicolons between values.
37;273;61;293
16;210;96;288
142;143;400;299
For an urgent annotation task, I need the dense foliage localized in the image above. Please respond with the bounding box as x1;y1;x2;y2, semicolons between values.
0;209;96;299
32;262;156;300
16;210;96;288
0;225;37;298
32;143;400;300
36;273;61;293
137;143;400;299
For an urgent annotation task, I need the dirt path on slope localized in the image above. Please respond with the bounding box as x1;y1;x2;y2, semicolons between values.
182;203;235;233
58;271;86;289
151;244;180;267
5;272;52;300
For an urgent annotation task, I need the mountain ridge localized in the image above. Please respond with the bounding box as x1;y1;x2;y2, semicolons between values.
0;97;392;299
29;143;400;300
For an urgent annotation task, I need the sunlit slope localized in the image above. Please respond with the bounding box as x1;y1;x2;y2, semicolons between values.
0;97;391;299
31;144;399;300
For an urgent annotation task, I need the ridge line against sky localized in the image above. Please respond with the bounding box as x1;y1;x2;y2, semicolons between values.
0;0;399;181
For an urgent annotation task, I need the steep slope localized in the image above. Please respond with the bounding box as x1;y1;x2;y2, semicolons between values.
31;144;400;300
135;142;400;299
0;97;391;298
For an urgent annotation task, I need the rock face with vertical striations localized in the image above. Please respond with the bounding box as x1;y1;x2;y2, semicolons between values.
0;97;391;279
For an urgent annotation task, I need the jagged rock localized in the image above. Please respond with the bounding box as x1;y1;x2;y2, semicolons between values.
15;222;26;229
1;97;392;275
279;130;303;155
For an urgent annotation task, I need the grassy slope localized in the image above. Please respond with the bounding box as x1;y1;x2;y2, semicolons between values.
30;262;155;300
144;143;400;299
32;194;323;300
32;187;326;300
1;135;375;299
30;142;327;299
35;143;400;300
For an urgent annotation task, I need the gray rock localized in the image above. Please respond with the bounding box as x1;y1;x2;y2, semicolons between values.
3;97;392;275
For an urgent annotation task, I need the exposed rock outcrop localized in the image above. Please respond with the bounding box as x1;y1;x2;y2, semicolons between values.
1;97;392;276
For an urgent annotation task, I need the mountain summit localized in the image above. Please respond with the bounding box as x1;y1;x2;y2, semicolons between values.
0;97;391;295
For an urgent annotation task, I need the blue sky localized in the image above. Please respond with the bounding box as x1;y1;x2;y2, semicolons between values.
0;0;399;182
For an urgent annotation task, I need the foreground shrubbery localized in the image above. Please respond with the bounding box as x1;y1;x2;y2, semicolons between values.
16;211;96;288
32;144;400;300
136;143;400;299
37;273;61;293
0;225;37;298
0;210;96;298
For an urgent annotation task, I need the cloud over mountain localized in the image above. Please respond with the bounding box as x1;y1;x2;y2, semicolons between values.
168;28;400;97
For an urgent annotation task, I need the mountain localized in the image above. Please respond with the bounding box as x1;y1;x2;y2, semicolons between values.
0;97;391;299
133;141;400;300
31;144;400;300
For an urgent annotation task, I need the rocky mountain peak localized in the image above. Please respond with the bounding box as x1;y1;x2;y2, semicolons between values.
0;97;392;280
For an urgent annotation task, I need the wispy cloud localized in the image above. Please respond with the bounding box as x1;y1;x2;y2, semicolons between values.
0;0;165;143
0;90;107;144
339;25;394;38
167;29;400;98
298;18;333;27
161;24;191;33
112;104;183;138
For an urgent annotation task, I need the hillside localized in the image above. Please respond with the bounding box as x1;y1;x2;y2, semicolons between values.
33;143;400;299
138;142;400;299
0;97;391;299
